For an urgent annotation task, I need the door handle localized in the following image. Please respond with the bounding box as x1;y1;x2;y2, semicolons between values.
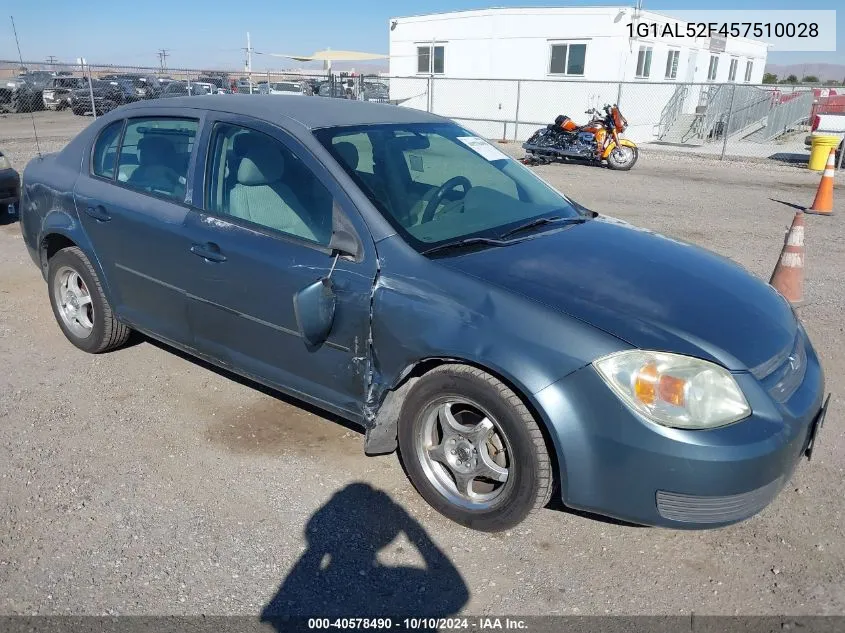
85;205;111;222
190;243;227;263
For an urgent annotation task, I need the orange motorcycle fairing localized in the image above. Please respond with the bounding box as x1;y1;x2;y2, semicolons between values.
610;105;628;132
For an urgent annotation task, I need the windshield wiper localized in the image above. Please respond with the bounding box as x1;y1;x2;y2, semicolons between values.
498;215;588;240
420;236;510;256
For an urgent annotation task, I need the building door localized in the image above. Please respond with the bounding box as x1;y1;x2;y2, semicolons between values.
685;50;698;82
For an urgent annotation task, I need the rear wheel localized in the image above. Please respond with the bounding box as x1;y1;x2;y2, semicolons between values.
47;247;131;353
606;144;638;170
398;364;553;532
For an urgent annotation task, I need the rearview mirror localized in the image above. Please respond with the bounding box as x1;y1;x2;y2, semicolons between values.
392;134;430;151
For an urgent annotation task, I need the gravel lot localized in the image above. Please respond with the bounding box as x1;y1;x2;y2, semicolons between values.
1;111;844;618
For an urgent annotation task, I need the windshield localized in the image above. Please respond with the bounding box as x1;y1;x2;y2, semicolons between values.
314;122;581;249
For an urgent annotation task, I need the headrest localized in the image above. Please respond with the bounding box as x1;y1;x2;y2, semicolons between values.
137;136;174;162
333;142;359;170
235;134;284;185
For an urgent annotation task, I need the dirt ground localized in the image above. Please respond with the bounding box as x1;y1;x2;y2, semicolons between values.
0;110;844;618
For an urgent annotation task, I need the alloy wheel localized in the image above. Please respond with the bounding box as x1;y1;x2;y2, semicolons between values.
53;265;94;339
416;397;512;510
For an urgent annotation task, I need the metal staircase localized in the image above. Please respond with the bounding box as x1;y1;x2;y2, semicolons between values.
657;84;772;146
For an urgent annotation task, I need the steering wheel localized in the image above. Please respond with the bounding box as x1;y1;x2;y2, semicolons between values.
421;176;472;224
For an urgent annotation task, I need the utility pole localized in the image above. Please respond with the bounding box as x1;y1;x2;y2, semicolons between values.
46;55;57;65
157;49;169;73
243;32;253;92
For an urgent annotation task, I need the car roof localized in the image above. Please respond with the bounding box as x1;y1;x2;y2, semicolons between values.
117;94;444;130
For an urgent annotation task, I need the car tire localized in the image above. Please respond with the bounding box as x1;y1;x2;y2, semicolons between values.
10;95;24;113
47;246;131;354
397;364;553;532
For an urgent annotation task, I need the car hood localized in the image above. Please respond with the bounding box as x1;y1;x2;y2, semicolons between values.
439;216;797;371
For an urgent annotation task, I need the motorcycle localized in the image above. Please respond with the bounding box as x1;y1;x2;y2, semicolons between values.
522;104;638;171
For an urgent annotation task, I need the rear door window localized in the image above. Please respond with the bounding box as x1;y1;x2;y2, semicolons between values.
116;117;199;201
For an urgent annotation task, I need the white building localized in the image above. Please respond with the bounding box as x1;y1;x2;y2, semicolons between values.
388;7;770;143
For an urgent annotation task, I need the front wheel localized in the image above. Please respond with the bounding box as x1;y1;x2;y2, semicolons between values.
606;144;638;171
398;364;554;532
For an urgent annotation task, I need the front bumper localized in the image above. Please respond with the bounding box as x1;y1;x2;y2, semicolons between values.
534;328;826;528
0;167;20;210
43;95;67;109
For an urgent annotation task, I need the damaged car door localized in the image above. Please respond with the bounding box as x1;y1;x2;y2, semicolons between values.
183;116;377;417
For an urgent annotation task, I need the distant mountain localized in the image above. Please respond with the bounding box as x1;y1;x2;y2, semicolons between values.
764;63;845;81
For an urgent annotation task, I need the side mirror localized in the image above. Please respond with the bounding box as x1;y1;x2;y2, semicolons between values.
293;274;337;349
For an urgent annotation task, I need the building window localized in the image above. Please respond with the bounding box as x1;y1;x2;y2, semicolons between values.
728;58;739;82
417;44;445;74
707;55;719;81
549;42;587;76
664;50;680;80
744;60;753;83
635;46;653;78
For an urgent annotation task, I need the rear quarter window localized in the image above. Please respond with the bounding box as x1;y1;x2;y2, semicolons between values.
91;120;124;180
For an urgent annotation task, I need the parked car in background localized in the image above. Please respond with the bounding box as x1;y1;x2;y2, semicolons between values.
69;80;135;115
301;78;319;96
316;82;348;98
196;76;229;94
42;76;88;111
18;95;828;532
1;71;55;112
360;81;389;103
235;78;258;94
159;81;210;98
189;82;216;96
100;74;163;100
0;149;19;220
258;81;304;96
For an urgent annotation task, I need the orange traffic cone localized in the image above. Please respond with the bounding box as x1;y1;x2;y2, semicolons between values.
769;211;805;306
806;148;836;216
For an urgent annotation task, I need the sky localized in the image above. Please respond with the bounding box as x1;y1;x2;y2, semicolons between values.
1;0;842;71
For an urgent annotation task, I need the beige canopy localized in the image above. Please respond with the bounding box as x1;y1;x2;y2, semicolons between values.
264;49;387;62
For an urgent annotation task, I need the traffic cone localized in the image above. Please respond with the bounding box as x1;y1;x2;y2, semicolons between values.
806;148;836;216
769;211;805;306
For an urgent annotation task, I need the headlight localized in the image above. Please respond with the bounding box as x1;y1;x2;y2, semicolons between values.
593;350;750;429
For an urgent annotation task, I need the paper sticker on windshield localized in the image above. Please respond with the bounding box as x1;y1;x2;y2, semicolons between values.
457;136;509;162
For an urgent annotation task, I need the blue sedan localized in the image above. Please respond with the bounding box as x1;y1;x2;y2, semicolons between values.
19;96;827;531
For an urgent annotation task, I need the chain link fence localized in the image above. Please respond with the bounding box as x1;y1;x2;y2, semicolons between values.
0;59;405;114
421;77;842;165
2;58;843;168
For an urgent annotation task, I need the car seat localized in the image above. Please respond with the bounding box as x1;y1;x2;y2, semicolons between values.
127;136;182;195
228;134;318;242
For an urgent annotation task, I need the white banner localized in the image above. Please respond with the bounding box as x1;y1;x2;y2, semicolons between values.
629;10;837;52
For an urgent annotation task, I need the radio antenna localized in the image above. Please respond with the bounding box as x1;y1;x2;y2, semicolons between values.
10;16;42;158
